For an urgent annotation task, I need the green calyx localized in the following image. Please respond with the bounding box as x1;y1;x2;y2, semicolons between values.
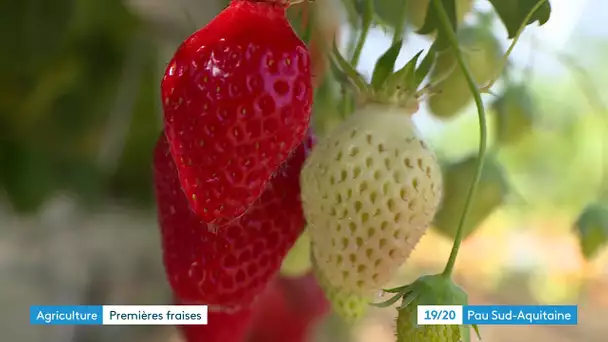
331;39;438;113
372;274;480;342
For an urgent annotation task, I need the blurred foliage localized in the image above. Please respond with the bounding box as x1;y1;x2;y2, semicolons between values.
427;21;503;118
491;84;536;146
433;155;508;240
1;0;160;212
576;203;608;260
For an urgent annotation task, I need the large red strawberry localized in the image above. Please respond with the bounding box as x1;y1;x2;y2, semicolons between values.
176;298;253;342
161;0;313;224
247;272;330;342
154;131;314;309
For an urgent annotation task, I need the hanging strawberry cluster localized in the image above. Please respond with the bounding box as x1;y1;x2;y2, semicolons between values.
154;0;328;341
153;0;553;341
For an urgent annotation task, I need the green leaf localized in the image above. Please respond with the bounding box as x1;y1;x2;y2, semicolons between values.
492;84;536;146
370;292;405;308
433;155;507;240
472;324;481;340
385;50;423;92
575;203;608;259
331;41;368;91
414;44;438;87
383;284;411;293
397;291;419;310
461;323;482;342
371;40;403;90
488;0;552;39
329;55;351;85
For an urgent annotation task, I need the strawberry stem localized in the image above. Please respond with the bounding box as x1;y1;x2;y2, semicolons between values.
340;0;373;118
480;0;548;92
434;0;551;278
431;0;487;278
350;0;373;67
391;0;408;45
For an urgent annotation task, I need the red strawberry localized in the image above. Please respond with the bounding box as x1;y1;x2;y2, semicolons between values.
154;131;314;309
176;298;253;342
161;0;313;224
247;273;330;342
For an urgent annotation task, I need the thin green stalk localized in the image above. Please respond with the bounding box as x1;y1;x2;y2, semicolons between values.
431;0;487;278
350;0;373;67
340;0;374;118
482;0;548;92
392;0;408;45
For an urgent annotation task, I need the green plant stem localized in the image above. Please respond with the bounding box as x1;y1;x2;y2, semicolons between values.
431;0;487;278
392;0;408;45
482;0;548;92
350;0;373;67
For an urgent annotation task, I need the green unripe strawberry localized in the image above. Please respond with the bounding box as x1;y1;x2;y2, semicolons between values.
301;103;443;295
433;155;507;240
379;274;477;342
280;231;313;278
311;252;368;322
397;307;462;342
428;25;502;119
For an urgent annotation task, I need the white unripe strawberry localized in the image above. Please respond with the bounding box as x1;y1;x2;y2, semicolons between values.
301;103;443;295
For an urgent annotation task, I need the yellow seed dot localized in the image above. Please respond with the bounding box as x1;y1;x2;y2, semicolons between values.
192;194;197;201
216;86;221;92
268;60;275;66
285;58;291;65
203;76;208;82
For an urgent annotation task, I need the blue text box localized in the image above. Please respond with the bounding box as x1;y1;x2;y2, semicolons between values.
30;306;103;325
463;305;577;325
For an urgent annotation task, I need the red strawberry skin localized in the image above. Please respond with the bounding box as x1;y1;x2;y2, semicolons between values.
247;273;330;342
161;0;313;224
154;131;314;309
176;298;253;342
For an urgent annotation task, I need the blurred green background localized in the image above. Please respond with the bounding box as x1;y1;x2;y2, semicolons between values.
1;0;607;341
